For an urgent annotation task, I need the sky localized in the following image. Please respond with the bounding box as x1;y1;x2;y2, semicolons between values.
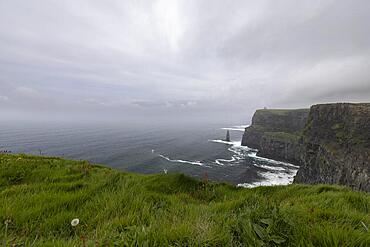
1;0;370;125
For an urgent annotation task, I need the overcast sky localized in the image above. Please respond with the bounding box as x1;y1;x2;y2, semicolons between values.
1;0;369;124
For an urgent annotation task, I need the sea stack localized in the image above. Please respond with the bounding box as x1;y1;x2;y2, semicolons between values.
225;130;230;142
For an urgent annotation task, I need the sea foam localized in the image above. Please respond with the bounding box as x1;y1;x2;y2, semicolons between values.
158;154;211;168
221;125;249;131
158;126;299;188
210;136;299;188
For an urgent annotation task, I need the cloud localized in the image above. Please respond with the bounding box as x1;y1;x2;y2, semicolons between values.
0;0;369;123
0;95;8;101
132;100;198;108
14;86;39;97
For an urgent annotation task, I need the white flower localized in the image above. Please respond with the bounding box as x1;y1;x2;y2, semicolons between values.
163;169;168;174
71;218;79;227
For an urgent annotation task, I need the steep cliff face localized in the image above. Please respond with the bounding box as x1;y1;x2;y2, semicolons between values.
242;103;370;191
241;109;309;163
294;103;370;192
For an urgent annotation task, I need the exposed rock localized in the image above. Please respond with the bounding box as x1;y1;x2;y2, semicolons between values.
242;103;370;192
294;103;370;192
225;130;230;142
241;108;309;163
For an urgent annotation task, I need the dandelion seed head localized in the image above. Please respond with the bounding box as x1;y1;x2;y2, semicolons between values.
71;218;79;226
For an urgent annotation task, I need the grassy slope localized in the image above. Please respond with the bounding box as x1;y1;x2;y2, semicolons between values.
255;109;309;116
0;154;369;246
249;109;309;143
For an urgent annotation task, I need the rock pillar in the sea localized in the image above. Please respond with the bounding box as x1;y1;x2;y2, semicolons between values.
225;130;230;142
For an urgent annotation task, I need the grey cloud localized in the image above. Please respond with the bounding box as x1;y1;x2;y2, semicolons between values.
0;95;8;101
0;0;369;124
133;100;197;108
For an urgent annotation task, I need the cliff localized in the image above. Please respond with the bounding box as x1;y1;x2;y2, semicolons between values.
294;103;370;192
242;103;370;192
241;108;309;163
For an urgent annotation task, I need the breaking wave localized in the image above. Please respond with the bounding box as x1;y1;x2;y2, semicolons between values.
156;125;299;188
210;137;299;188
158;154;211;168
237;169;298;188
221;125;249;131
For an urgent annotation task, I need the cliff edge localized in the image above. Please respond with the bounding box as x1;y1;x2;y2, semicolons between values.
242;103;370;192
294;103;370;192
241;108;309;164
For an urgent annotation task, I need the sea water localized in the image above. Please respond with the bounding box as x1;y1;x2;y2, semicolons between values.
0;121;299;187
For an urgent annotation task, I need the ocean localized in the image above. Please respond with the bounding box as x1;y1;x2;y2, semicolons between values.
0;121;299;187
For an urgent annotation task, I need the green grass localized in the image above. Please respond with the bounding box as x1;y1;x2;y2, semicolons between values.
263;132;301;142
0;154;369;246
246;125;301;143
256;109;309;116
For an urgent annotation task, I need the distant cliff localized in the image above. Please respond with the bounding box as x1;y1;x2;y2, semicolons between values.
294;103;370;192
241;108;309;163
242;103;370;192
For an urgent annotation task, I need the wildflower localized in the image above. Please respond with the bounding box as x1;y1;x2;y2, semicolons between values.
71;218;79;227
163;169;168;174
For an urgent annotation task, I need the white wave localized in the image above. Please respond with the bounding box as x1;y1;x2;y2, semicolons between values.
215;159;224;166
211;138;299;188
237;168;298;188
247;152;299;168
210;139;257;152
221;125;249;131
158;154;211;168
215;156;237;166
209;139;242;147
160;134;299;188
253;164;286;171
221;127;245;131
233;125;249;128
210;139;233;145
210;139;298;168
237;146;299;188
210;139;257;166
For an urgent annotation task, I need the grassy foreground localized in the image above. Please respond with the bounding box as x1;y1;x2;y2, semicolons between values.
0;154;369;246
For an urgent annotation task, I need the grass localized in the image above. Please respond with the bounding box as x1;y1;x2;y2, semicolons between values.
263;132;301;142
246;125;301;143
0;154;369;246
255;109;309;116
